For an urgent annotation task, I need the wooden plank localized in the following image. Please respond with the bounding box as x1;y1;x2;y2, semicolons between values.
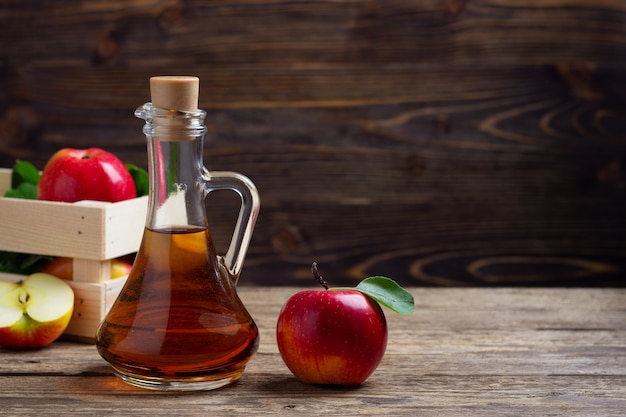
0;1;625;286
71;258;111;283
0;169;147;260
0;198;108;259
0;168;9;192
0;288;624;416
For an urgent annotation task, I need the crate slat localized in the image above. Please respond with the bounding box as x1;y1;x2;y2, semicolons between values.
0;169;147;260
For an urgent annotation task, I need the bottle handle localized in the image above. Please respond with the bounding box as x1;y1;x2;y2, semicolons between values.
202;170;260;281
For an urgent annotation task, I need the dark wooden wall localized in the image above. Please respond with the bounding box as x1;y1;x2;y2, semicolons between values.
1;1;625;287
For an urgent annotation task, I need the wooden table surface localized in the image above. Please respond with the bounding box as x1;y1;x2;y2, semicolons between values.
1;287;625;416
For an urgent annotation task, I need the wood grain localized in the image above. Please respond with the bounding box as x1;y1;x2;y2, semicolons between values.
0;287;624;416
0;169;147;260
0;1;625;286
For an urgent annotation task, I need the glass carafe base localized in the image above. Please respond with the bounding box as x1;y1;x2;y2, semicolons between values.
111;366;245;391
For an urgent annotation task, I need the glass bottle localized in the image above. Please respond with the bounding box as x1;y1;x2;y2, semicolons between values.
95;76;260;391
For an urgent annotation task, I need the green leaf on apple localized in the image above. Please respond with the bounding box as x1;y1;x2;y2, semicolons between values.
125;163;149;197
311;262;414;316
353;276;415;316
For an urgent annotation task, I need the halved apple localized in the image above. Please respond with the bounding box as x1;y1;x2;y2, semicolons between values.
0;273;74;349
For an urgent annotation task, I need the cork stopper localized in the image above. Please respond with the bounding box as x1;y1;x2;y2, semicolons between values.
150;76;199;112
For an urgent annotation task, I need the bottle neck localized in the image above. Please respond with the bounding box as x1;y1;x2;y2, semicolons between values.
136;103;209;230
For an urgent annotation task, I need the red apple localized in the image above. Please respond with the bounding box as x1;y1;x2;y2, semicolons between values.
0;273;74;349
110;258;133;278
40;256;133;280
38;148;136;203
276;270;388;385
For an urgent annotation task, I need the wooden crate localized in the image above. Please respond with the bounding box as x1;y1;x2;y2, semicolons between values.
0;168;148;340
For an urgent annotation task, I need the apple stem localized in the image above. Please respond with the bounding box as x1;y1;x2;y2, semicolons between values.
311;262;329;290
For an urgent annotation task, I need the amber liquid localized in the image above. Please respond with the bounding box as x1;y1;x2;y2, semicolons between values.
95;227;258;389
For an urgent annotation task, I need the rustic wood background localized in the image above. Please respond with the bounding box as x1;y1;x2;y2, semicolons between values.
1;0;625;287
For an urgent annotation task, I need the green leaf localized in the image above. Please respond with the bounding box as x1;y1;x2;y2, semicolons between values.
353;276;415;315
4;182;38;200
11;160;40;188
0;251;52;275
4;160;40;199
125;163;149;197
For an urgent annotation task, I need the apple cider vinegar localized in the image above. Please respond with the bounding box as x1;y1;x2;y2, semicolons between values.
95;76;260;391
95;227;258;389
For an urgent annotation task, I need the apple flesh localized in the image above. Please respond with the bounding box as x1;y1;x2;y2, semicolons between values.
38;147;136;203
276;289;388;385
0;273;74;349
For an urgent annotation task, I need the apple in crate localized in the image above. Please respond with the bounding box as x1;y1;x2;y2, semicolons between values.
41;256;133;280
276;263;414;385
38;147;136;203
0;273;74;349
